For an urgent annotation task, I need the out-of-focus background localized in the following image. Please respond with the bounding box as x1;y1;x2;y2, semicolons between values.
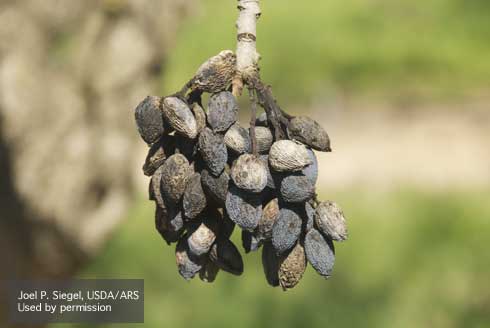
0;0;489;327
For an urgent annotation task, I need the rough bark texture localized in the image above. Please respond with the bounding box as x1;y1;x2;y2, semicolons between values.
0;1;194;325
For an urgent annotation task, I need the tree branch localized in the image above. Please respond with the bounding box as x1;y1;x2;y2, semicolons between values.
232;0;261;97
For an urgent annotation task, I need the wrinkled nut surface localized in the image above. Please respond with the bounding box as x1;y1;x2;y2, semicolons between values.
143;136;175;176
269;140;312;172
304;229;335;278
315;201;348;241
155;206;184;245
278;242;307;291
279;174;315;203
160;154;191;205
162;97;198;139
257;198;280;240
201;168;229;206
151;165;166;209
198;127;228;176
225;185;262;231
288;116;331;152
259;155;276;189
207;91;238;132
175;238;203;280
183;173;207;219
231;154;268;193
305;202;315;232
272;207;302;255
254;126;273;153
193;50;236;93
191;103;207;134
224;124;250;154
134;96;165;145
187;218;218;257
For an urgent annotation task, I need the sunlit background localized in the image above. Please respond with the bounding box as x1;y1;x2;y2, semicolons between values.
0;0;489;327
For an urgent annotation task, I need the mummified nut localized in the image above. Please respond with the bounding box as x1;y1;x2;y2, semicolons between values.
278;242;307;291
269;140;312;172
257;198;280;240
162;97;198;139
288;116;331;152
254;126;273;154
183;173;207;220
207;91;238;132
304;229;335;278
160;154;191;205
193;50;236;93
262;241;280;287
191;103;207;134
231;154;268;193
225;184;262;231
224;124;250;154
187;216;218;257
272;207;302;255
198;127;228;176
315;201;348;241
302;149;318;186
134;96;165;145
176;237;203;280
199;260;220;283
201;168;229;206
155;206;184;245
143;136;175;176
242;230;262;253
209;238;244;275
279;174;315;203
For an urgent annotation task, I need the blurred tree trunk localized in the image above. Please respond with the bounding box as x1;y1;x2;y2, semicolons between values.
0;0;195;326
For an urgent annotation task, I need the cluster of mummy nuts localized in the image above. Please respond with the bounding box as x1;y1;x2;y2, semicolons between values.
134;51;348;290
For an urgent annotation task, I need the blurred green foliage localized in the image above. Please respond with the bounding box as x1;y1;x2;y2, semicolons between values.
162;0;490;104
54;189;490;328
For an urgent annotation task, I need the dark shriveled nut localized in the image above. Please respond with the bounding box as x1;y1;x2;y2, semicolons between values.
198;127;228;176
315;201;348;241
175;237;203;280
162;97;198;139
201;168;229;206
183;173;207;220
155;206;184;245
160;154;192;205
288;116;331;152
304;229;335;278
279;174;315;203
143;136;175;176
207;91;238;132
193;50;236;93
187;216;218;257
272;207;302;255
225;184;262;231
134;96;165;145
278;242;307;291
